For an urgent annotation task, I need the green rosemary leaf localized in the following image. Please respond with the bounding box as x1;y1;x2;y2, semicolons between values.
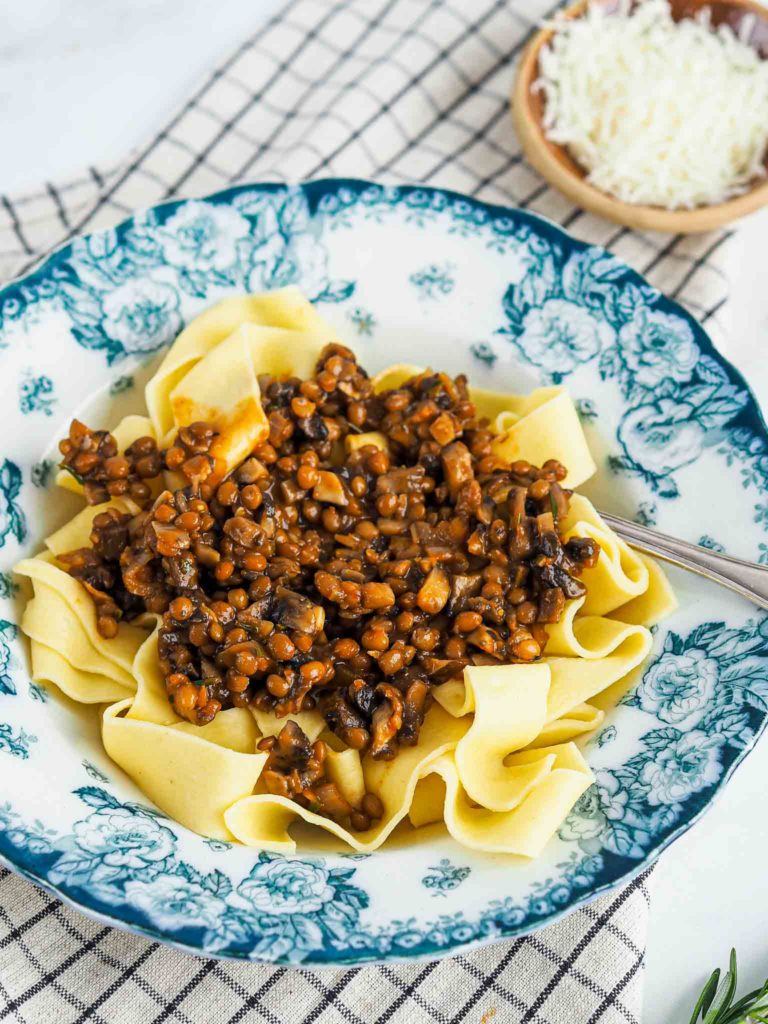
730;992;768;1024
704;949;737;1023
688;950;768;1024
549;490;558;520
725;983;768;1022
690;970;721;1024
62;465;83;484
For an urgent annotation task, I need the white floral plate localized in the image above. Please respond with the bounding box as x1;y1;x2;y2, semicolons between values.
0;179;766;965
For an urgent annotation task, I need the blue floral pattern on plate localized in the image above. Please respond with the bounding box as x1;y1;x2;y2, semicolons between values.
347;307;377;336
0;179;767;964
3;192;355;365
19;374;56;417
0;461;25;548
409;263;455;300
422;859;471;897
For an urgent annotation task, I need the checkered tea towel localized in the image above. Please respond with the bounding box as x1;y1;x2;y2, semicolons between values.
0;867;653;1024
0;0;736;1021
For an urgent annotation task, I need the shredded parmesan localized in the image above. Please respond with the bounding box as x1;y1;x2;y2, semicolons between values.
536;0;768;209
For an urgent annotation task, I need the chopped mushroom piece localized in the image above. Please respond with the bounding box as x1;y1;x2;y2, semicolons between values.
416;567;450;615
312;470;349;505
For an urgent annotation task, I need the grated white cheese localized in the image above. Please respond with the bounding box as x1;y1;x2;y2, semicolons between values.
536;0;768;209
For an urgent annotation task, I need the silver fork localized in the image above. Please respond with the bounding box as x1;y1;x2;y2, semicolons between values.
599;511;768;612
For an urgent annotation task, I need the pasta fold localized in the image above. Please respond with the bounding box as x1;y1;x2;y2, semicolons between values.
164;322;339;478
436;743;592;856
224;703;469;853
30;640;134;704
454;664;554;811
168;325;270;475
487;387;596;488
45;498;136;556
607;552;678;627
102;630;265;840
525;703;605;748
16;556;148;686
435;600;653;730
103;700;266;841
145;287;334;438
251;708;326;742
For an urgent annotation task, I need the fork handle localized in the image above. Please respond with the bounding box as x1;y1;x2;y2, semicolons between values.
598;512;768;612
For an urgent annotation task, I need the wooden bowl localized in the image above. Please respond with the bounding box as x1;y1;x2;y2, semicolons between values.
512;0;768;233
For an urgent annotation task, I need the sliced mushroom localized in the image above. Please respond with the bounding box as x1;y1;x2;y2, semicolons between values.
416;567;450;614
273;586;325;634
446;572;483;616
441;441;473;496
370;683;404;760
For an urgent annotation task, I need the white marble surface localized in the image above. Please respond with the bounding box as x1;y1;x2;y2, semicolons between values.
3;2;768;1019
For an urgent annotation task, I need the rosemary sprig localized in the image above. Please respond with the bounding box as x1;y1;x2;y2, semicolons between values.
688;950;768;1024
549;490;559;521
61;464;83;484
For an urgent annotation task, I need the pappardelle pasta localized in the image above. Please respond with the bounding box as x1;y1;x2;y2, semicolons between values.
15;288;677;857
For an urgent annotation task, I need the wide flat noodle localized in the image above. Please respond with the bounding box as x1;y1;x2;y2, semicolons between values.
171;710;259;754
608;552;678;627
30;639;133;704
45;497;135;556
544;642;652;723
561;494;649;614
434;612;651;732
251;707;326;742
165;322;337;477
371;368;595;489
224;682;592;857
371;364;424;392
489;387;596;488
168;325;268;474
127;628;258;754
408;774;447;828
23;591;136;692
435;676;606;748
102;629;265;840
56;415;156;496
431;675;473;718
103;701;266;841
224;704;469;853
16;556;147;686
127;628;183;725
472;384;583;428
325;748;366;807
454;664;554;811
146;288;334;438
346;431;388;454
525;703;604;748
544;595;650;659
436;743;592;857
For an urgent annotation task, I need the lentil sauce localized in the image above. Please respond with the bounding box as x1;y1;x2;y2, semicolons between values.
57;344;598;829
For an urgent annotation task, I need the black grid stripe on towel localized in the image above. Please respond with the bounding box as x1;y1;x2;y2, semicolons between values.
0;867;654;1024
0;0;732;1020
